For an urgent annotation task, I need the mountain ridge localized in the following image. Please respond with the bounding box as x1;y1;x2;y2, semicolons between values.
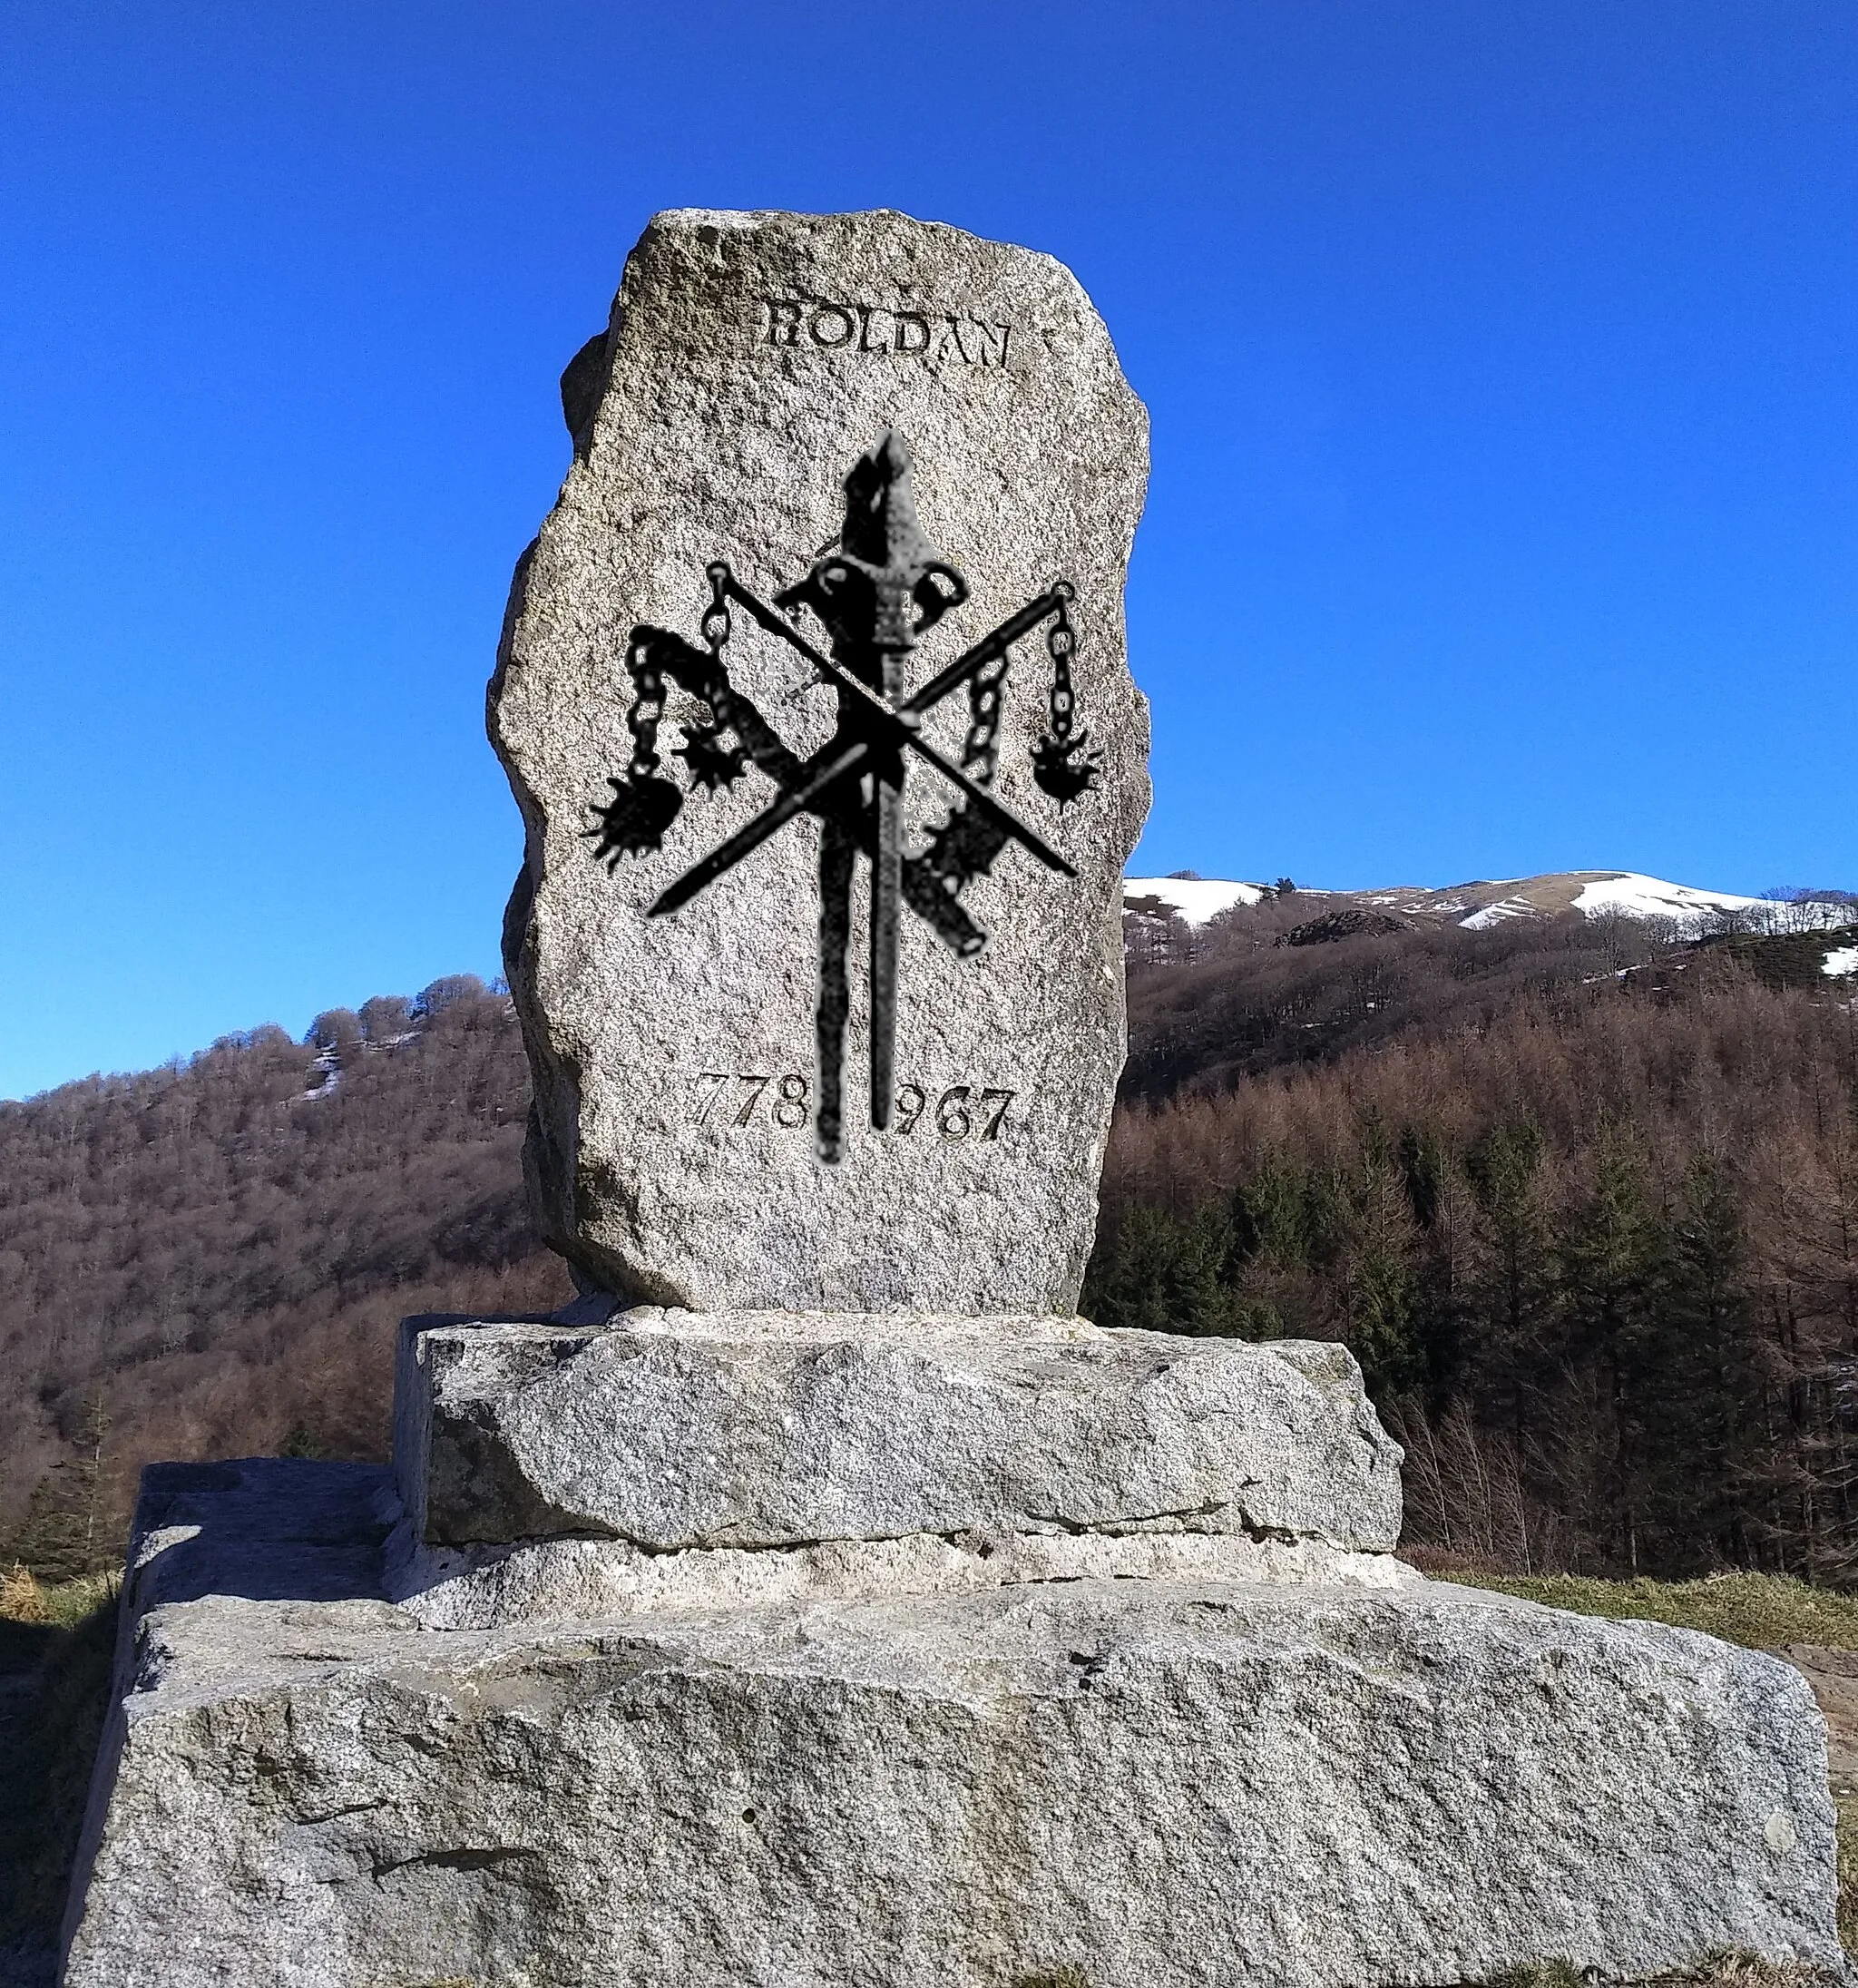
1125;867;1858;935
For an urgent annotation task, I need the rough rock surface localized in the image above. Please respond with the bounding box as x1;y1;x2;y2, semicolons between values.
489;208;1149;1311
388;1521;1420;1631
396;1308;1403;1552
64;1461;1842;1988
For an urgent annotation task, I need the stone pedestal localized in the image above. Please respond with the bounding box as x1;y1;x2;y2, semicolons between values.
61;1313;1843;1988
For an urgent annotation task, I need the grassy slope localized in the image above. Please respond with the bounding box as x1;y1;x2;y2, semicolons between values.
1444;1572;1858;1653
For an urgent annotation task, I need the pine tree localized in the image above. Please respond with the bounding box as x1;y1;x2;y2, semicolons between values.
1461;1116;1553;1454
1327;1112;1433;1399
1081;1204;1244;1337
6;1393;113;1584
1653;1150;1760;1570
1555;1124;1666;1572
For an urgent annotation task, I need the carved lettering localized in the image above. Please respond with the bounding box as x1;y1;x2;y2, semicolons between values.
808;303;856;348
696;1072;1017;1141
756;299;1015;368
760;299;804;348
966;319;1010;368
929;318;965;367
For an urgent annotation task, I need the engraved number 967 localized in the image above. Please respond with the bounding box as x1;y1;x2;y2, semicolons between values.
892;1083;1014;1141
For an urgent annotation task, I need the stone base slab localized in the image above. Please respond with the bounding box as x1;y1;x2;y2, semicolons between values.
395;1308;1403;1552
63;1460;1842;1988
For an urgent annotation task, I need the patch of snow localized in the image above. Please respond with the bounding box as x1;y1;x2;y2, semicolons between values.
1571;873;1855;931
1824;946;1858;979
1121;869;1858;940
1123;877;1266;925
293;1048;344;1103
1572;874;1757;920
1461;898;1538;931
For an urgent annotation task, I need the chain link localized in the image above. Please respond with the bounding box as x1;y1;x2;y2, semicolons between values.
685;562;736;747
701;562;732;661
1045;592;1076;745
962;649;1010;778
1030;582;1097;806
625;562;741;780
624;640;665;779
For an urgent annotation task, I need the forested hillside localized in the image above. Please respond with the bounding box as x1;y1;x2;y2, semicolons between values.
6;905;1858;1583
0;980;568;1569
1091;894;1858;1582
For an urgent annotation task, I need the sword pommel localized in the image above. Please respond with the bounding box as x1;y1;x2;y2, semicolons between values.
776;430;969;658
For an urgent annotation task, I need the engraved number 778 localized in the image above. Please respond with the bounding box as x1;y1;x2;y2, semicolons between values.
693;1072;811;1127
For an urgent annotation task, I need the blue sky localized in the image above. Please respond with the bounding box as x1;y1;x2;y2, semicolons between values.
3;1;1855;1097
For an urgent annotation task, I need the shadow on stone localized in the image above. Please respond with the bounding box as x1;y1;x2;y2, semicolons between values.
0;1590;118;1987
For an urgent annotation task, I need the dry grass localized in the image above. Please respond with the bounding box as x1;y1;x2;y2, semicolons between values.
0;1566;114;1631
1839;1800;1858;1955
1440;1571;1858;1655
0;1565;48;1625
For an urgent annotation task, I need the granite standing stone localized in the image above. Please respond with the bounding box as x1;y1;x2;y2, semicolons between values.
490;208;1149;1312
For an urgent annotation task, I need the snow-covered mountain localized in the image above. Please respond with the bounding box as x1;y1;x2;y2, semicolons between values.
1123;870;1858;935
1120;876;1269;925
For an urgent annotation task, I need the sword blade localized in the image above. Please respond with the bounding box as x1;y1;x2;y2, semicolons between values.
725;572;1068;729
649;583;1080;917
724;573;1073;872
869;666;904;1131
653;713;1071;914
899;589;1072;717
816;815;855;1164
895;730;1075;877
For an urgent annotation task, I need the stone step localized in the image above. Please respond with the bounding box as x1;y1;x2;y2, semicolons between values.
393;1308;1404;1554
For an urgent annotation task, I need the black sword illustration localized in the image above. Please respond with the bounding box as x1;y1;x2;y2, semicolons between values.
587;430;1101;1160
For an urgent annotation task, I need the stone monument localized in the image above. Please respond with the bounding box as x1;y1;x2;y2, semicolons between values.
61;211;1843;1988
492;207;1149;1311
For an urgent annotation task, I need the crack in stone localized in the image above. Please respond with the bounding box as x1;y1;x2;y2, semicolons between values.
369;1846;537;1886
298;1800;392;1827
444;1506;1327;1559
1019;1501;1298;1546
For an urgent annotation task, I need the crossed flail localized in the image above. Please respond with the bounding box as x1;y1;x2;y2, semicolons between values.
586;431;1099;1160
